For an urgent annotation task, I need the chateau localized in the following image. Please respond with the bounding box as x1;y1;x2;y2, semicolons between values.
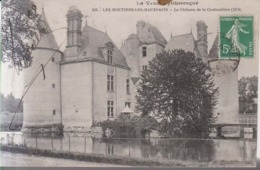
22;6;239;133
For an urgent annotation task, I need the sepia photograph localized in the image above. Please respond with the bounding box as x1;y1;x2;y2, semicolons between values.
0;0;259;167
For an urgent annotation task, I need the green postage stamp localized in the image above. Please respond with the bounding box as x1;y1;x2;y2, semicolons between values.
220;16;254;58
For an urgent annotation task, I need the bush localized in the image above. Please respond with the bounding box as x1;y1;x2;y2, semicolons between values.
157;119;182;137
93;115;158;138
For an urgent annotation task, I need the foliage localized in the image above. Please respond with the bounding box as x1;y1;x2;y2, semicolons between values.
135;50;219;138
157;119;181;137
1;93;23;113
94;115;158;138
2;0;48;70
238;76;258;113
0;93;23;131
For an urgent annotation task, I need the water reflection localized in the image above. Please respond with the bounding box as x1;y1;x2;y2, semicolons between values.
0;132;256;163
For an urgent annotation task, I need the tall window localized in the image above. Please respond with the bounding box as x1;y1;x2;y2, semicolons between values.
107;144;114;155
142;46;147;57
142;65;147;71
107;75;114;91
126;79;130;94
107;49;113;64
107;100;114;117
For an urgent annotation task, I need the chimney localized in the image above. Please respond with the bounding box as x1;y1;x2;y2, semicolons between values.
136;20;146;35
196;21;208;58
66;6;83;47
65;6;83;58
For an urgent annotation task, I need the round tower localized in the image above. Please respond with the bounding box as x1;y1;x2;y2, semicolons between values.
209;60;239;124
126;34;141;77
22;9;63;133
208;35;239;126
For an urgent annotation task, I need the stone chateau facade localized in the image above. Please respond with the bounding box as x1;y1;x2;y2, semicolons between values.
22;6;239;133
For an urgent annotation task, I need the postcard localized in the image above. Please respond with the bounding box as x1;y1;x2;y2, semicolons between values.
0;0;259;167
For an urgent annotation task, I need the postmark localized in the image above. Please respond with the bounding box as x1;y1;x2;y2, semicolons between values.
219;16;254;58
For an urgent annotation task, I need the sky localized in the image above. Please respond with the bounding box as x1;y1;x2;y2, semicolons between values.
0;0;259;97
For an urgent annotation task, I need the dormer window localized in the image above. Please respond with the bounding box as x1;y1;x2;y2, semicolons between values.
105;42;114;64
107;49;113;64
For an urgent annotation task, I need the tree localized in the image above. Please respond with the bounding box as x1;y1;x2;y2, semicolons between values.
1;93;23;113
135;50;219;138
2;0;48;71
238;76;258;113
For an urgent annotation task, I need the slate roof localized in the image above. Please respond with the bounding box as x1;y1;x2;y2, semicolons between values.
165;33;196;52
138;22;167;47
78;25;129;68
146;23;167;46
126;34;140;40
38;8;59;49
165;33;202;57
208;34;219;59
68;6;81;13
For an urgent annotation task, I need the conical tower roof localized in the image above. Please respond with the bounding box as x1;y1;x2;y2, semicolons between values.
208;34;219;59
121;105;133;113
37;8;59;49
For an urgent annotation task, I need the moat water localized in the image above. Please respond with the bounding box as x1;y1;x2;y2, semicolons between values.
0;132;257;163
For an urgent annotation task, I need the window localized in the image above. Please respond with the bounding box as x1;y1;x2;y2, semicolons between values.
142;46;147;57
52;58;55;62
83;51;87;56
126;79;130;94
125;102;131;108
107;101;114;117
53;109;56;115
107;75;114;91
107;144;114;155
142;65;147;71
107;49;113;64
52;84;55;88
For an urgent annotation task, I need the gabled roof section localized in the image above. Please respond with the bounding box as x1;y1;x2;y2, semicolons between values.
37;8;59;49
165;32;203;58
147;23;167;46
79;26;129;68
138;22;167;47
208;34;219;59
165;33;196;52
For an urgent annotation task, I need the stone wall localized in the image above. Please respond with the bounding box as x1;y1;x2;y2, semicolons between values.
61;61;93;132
140;44;164;71
93;62;131;123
